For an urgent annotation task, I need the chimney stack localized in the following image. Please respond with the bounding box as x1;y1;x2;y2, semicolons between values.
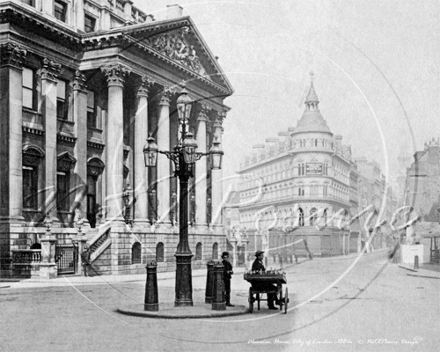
334;135;342;153
278;131;290;151
166;4;183;19
252;144;265;162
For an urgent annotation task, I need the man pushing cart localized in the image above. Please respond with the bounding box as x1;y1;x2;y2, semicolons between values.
244;250;289;313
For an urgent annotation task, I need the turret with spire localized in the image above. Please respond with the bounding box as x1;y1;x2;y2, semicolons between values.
291;73;332;135
305;71;319;110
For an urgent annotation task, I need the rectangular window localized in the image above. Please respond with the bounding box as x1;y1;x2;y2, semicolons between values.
23;166;38;209
86;90;96;127
54;1;67;22
57;172;69;211
57;79;67;120
23;67;36;110
21;0;35;7
84;14;96;33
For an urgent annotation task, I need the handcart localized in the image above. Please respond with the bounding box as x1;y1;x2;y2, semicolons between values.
244;271;289;314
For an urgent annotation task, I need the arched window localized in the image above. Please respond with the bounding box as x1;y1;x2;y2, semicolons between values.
298;183;304;196
310;208;318;226
298;208;304;227
195;242;202;260
324;209;328;226
22;145;44;210
30;243;41;250
132;242;141;264
310;182;318;196
212;242;218;260
315;139;318;146
298;163;305;176
87;157;105;228
57;152;76;211
323;183;328;197
156;242;164;262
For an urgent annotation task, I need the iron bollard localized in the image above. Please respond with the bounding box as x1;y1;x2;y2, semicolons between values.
414;255;419;270
211;261;226;311
144;261;159;311
205;260;214;303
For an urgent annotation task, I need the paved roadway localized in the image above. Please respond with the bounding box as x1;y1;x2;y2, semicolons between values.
1;250;439;352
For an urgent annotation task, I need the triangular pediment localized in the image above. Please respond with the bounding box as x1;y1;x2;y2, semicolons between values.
144;26;209;78
121;18;234;95
57;152;76;172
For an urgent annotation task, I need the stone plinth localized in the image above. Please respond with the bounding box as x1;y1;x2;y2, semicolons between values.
401;244;424;264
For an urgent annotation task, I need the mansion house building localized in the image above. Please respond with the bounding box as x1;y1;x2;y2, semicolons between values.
238;79;360;258
0;0;233;278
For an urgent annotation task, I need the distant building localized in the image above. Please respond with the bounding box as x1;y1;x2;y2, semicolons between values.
222;190;249;267
404;138;440;222
0;1;234;278
237;78;359;259
354;158;397;250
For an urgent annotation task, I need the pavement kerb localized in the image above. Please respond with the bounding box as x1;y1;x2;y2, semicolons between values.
116;303;249;319
398;265;440;279
0;248;396;289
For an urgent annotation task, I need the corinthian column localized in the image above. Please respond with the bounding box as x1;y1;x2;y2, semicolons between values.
195;104;210;228
101;64;131;223
156;87;173;225
134;76;154;226
0;43;27;223
41;58;61;223
211;111;226;227
72;71;88;224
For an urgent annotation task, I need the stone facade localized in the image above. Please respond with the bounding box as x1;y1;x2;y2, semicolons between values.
237;78;358;259
404;138;440;222
0;1;233;277
237;78;397;260
222;190;249;268
354;158;398;250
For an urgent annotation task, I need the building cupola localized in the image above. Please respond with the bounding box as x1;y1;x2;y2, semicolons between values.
291;73;332;135
305;72;319;111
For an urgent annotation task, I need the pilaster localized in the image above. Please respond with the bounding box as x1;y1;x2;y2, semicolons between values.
195;104;210;228
41;58;62;223
41;0;55;16
74;0;85;30
72;71;88;224
156;87;173;225
134;75;154;227
211;111;226;227
100;1;111;30
0;43;27;224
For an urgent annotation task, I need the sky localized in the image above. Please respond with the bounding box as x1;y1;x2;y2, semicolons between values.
132;0;440;191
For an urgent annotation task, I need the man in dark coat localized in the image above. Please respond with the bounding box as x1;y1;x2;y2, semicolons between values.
222;251;235;307
252;250;278;310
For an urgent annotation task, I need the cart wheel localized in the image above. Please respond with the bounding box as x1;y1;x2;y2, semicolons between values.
284;288;289;314
248;288;254;313
279;287;283;311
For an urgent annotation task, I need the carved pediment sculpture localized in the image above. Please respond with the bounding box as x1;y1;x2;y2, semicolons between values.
145;27;206;77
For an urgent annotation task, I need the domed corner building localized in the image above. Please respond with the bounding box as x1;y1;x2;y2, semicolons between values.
237;78;360;261
0;1;234;279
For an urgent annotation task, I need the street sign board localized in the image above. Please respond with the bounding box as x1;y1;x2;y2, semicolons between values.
306;162;322;175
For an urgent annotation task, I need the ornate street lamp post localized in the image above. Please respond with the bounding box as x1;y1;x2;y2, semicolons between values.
143;84;223;307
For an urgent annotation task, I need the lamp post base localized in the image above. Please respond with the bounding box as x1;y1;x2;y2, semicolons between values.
174;253;193;307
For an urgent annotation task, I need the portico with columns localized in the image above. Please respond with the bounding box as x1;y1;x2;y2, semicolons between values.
0;1;234;277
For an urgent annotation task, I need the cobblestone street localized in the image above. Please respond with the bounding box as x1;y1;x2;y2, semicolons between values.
1;250;439;352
